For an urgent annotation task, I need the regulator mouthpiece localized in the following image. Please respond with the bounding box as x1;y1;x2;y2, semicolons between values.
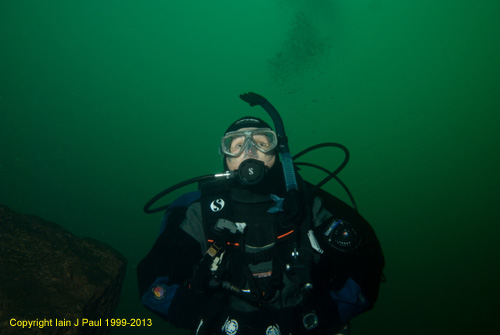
236;159;267;186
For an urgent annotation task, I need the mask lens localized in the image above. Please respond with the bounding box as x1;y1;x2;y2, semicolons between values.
221;129;277;157
223;134;246;156
250;130;277;153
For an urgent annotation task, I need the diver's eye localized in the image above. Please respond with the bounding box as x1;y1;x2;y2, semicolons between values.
252;135;271;149
230;137;245;153
231;144;243;153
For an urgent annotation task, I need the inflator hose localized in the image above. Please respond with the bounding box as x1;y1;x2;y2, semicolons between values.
143;174;215;213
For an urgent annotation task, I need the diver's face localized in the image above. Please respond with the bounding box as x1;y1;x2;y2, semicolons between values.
225;127;276;171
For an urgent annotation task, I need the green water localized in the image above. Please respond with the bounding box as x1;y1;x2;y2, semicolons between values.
1;0;499;334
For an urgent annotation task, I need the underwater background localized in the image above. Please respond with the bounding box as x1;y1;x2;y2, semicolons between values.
1;0;499;334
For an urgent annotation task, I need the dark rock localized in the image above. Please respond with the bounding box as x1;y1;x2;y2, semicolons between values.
0;205;127;335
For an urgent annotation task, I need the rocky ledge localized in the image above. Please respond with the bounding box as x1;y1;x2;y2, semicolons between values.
0;205;127;334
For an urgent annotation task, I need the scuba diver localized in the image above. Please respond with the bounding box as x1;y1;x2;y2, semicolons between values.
137;93;385;335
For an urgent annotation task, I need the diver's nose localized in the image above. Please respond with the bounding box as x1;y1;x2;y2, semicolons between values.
243;141;258;158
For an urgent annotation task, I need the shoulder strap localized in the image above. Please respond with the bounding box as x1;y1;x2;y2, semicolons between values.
159;190;201;235
199;179;237;242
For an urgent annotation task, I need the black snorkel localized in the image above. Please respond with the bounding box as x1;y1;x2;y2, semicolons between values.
239;92;298;192
238;93;357;210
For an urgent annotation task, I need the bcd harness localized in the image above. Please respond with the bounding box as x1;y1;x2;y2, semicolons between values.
191;178;319;312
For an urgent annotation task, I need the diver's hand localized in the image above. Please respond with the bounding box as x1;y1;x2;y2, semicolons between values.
239;92;268;106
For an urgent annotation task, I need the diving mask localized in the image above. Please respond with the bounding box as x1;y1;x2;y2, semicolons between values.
221;128;278;157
